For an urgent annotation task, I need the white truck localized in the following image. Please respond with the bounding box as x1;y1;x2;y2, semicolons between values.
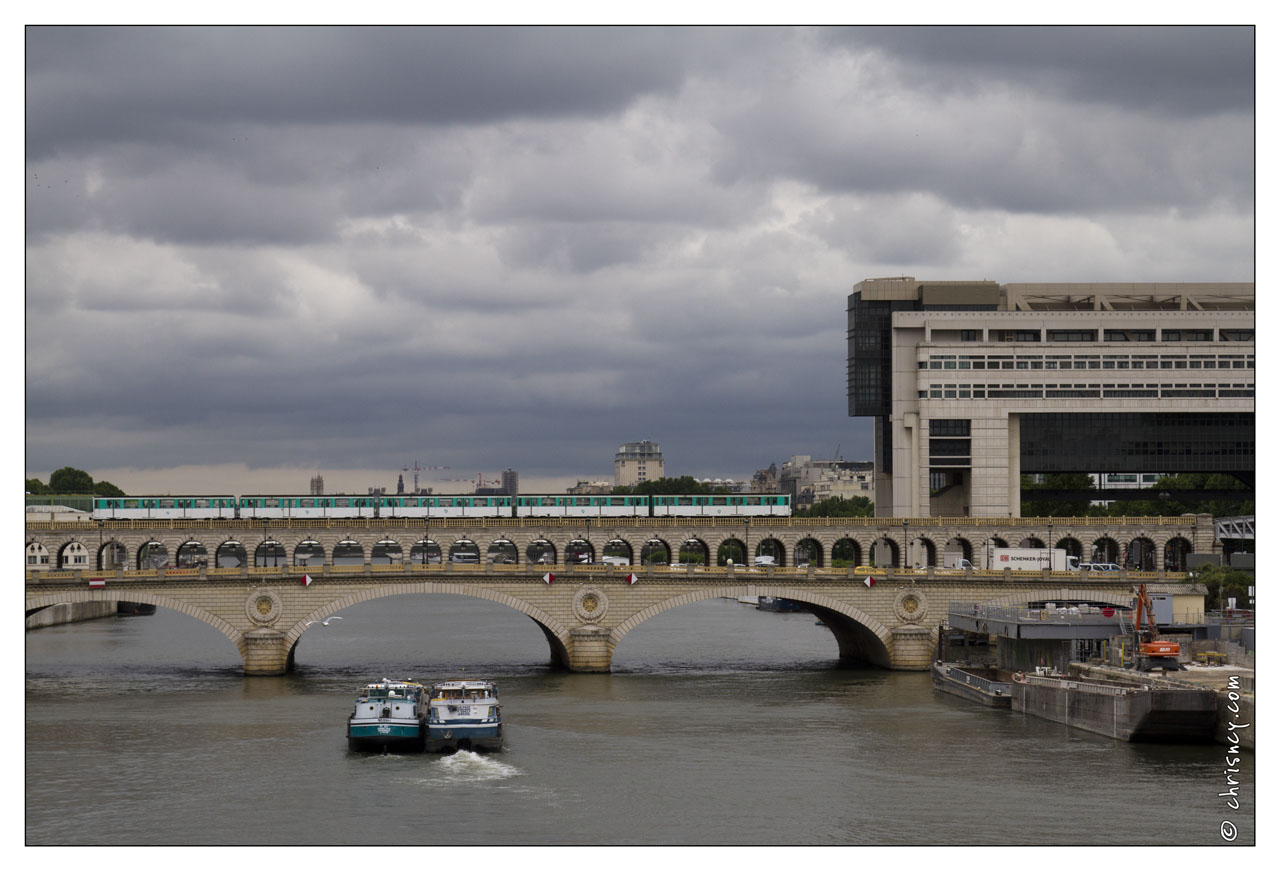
949;547;1079;571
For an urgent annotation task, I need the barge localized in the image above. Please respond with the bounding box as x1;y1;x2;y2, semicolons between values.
427;680;503;752
1011;670;1218;743
346;679;427;752
931;662;1013;708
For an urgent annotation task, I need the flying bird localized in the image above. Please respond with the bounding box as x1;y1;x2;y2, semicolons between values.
304;616;344;627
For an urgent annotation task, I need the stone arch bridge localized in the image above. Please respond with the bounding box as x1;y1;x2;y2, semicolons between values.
26;562;1196;675
26;516;1206;674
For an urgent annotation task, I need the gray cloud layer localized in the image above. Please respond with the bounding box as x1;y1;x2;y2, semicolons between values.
25;26;1254;490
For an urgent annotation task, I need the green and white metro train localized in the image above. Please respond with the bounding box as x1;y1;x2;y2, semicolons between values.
91;493;791;520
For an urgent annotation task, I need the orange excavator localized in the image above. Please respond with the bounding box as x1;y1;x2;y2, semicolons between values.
1133;584;1184;671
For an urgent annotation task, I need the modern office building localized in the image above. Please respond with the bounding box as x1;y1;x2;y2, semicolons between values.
847;278;1254;518
614;440;664;487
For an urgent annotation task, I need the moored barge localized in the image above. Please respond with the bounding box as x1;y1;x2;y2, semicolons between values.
931;662;1013;708
1011;670;1217;742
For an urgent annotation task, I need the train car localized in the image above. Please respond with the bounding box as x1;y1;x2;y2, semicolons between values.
92;496;239;520
515;494;650;517
379;495;508;518
238;495;380;519
376;495;511;518
651;494;791;517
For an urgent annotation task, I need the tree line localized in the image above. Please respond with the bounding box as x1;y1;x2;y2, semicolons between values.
26;466;125;497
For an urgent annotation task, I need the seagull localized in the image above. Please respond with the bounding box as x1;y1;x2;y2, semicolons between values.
304;616;344;627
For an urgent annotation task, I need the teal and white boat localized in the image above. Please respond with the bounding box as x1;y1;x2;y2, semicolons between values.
347;679;427;752
427;680;503;752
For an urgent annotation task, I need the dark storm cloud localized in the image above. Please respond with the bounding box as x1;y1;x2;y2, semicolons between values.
24;26;1253;487
827;26;1255;116
26;26;698;157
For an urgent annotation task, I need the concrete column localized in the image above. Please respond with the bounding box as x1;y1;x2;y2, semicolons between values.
241;628;290;676
566;626;613;672
905;411;920;517
1007;413;1021;518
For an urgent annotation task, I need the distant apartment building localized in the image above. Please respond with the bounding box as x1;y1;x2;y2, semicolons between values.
310;474;325;496
751;463;779;493
501;469;519;496
779;455;875;510
569;480;614;495
847;277;1254;517
614;440;664;487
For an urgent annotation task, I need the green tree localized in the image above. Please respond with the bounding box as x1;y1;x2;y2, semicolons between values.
48;466;95;493
26;477;48;494
616;477;723;496
93;480;126;497
1189;564;1253;610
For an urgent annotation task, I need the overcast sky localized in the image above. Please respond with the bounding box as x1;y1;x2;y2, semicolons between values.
23;25;1255;495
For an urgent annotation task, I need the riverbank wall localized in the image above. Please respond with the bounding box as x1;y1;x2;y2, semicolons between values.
26;601;117;629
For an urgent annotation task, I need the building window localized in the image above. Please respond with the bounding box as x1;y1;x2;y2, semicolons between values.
1048;329;1098;342
1163;329;1213;342
960;330;979;342
1219;329;1254;342
1105;329;1156;342
929;419;971;437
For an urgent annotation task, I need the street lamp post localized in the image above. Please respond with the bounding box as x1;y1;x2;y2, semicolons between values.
744;517;750;567
902;519;909;570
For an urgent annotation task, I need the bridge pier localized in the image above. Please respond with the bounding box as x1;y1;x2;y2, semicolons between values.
889;625;936;670
241;627;291;676
567;625;613;672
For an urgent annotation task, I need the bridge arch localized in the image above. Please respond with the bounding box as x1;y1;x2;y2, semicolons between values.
943;536;973;567
795;537;824;568
1090;537;1120;564
25;589;246;658
526;538;556;565
832;537;861;567
610;586;893;667
1164;536;1192;571
640;538;671;565
138;541;168;569
716;537;746;566
603;538;633;564
678;537;708;566
177;539;208;568
26;540;51;569
280;584;573;668
294;539;325;566
57;540;90;570
755;537;785;567
1056;536;1084;563
216;539;247;568
1126;536;1157;571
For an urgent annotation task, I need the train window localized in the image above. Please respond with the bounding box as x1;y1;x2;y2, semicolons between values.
335;498;350;507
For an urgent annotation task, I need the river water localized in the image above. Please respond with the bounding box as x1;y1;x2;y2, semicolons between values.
26;595;1254;846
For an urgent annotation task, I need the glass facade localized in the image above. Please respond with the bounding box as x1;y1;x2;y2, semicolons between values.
1020;413;1254;473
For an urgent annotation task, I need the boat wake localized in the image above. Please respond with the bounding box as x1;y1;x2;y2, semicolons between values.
434;750;520;783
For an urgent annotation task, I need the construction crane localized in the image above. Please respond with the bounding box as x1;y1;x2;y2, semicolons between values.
402;462;424;495
1132;584;1184;672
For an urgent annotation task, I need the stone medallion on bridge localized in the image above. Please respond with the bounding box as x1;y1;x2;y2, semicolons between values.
573;586;609;623
246;588;283;626
894;589;928;624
